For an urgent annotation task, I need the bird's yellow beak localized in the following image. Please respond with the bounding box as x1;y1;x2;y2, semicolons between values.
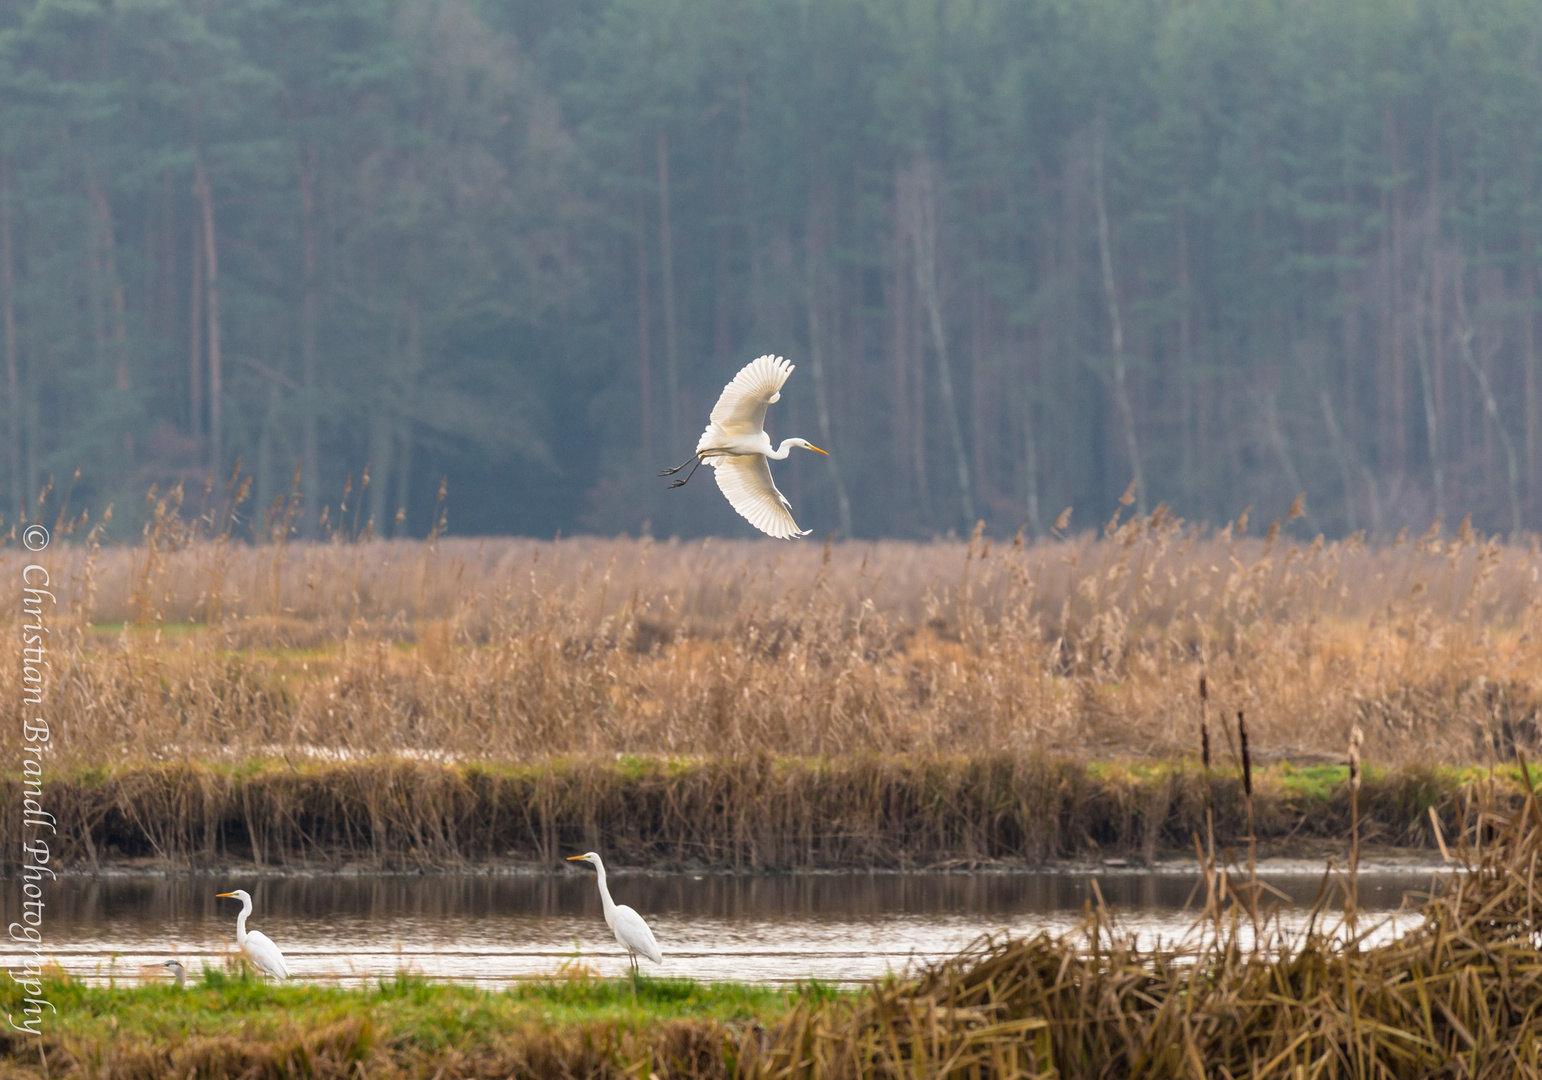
566;855;586;861
806;443;828;455
216;891;236;898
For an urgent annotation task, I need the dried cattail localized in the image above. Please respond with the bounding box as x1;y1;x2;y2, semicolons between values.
1286;492;1306;521
1238;709;1252;798
1349;724;1364;792
1198;675;1211;770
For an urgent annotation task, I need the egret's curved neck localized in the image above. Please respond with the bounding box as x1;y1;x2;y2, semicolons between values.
591;859;618;922
770;439;799;459
234;896;252;942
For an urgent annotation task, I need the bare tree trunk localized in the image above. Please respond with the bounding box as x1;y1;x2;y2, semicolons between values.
899;156;974;528
1429;120;1445;484
394;421;413;536
256;381;280;522
1177;202;1195;504
193;151;222;478
1386;109;1407;474
1414;268;1444;522
1454;257;1523;535
0;157;21;521
390;295;422;533
1016;329;1043;535
1418;138;1445;521
367;406;392;535
1526;257;1537;514
970;272;986;505
1263;391;1308;517
299;144;321;535
885;212;925;521
88;172;133;462
1304;330;1383;534
189;208;203;447
635;182;652;463
1092;117;1145;513
159;172;176;344
656;131;680;439
805;189;853;537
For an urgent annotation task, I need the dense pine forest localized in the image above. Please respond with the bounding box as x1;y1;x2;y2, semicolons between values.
1;0;1540;539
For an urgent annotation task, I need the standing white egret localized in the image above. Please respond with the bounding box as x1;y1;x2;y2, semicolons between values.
567;853;663;979
659;354;827;539
216;889;290;980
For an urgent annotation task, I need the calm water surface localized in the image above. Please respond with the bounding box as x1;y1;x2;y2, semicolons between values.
3;869;1439;986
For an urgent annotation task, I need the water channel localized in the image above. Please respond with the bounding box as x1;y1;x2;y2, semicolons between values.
3;867;1443;987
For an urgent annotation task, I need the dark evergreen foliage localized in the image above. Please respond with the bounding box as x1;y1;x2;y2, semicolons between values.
1;0;1539;538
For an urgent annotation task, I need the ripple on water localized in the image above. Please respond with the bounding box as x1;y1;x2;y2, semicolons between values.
3;869;1438;986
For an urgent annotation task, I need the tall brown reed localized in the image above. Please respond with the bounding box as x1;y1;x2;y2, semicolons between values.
2;498;1541;769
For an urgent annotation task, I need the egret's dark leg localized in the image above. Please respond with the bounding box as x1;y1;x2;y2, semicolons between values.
658;454;698;477
666;456;707;489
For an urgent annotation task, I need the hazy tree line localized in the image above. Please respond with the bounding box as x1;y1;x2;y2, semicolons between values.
2;0;1541;539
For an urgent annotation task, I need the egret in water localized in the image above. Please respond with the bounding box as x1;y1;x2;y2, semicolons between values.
659;354;827;539
567;852;663;983
216;889;290;980
161;959;186;989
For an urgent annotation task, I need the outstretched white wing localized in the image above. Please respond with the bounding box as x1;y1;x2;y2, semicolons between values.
702;355;794;441
612;904;663;964
712;454;809;540
243;930;290;979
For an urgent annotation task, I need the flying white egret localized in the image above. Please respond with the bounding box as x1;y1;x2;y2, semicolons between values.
216;889;290;980
660;354;827;539
567;852;663;979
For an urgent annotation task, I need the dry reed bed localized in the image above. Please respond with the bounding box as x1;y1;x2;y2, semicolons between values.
743;771;1542;1078
3;501;1541;767
0;756;1481;870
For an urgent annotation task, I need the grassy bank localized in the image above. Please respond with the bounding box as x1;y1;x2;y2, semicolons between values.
0;972;790;1080
4;754;1509;870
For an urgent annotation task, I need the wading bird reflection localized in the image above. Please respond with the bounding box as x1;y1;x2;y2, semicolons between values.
660;354;827;539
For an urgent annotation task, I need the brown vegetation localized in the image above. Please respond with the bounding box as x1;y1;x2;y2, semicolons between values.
746;768;1542;1078
6;499;1542;768
0;755;1482;870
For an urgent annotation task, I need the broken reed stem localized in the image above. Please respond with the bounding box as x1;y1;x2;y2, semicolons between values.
1239;708;1255;884
1239;703;1252;925
1349;724;1364;927
1199;674;1217;921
